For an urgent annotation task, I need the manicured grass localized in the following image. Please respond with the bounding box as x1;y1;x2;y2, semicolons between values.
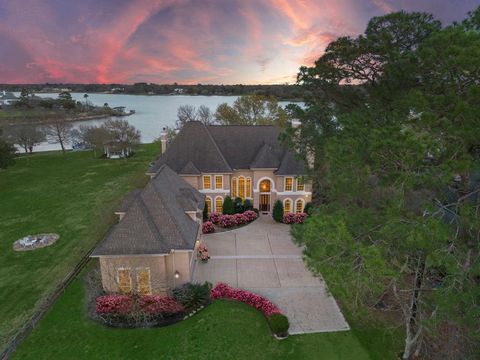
0;145;159;350
13;275;371;360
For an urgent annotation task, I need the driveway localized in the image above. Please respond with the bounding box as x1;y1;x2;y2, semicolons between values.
193;216;349;334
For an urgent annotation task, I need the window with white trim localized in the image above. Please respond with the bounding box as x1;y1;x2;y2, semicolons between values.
238;176;245;199
284;177;293;191
117;268;132;294
205;196;212;214
232;177;237;197
296;178;305;191
284;199;292;214
215;175;223;189
136;268;151;295
295;199;304;214
203;175;211;190
215;196;223;213
246;177;251;198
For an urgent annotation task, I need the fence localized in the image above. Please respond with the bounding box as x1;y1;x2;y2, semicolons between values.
0;246;96;360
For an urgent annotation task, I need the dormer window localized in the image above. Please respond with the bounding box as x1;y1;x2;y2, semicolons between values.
215;175;223;189
203;175;211;190
284;177;293;191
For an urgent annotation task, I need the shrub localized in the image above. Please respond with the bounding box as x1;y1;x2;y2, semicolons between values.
243;199;253;211
209;212;221;224
243;210;258;222
252;208;259;215
138;296;184;315
172;282;212;309
234;213;248;225
197;243;210;262
304;202;313;215
218;214;237;228
203;202;209;221
202;221;215;234
211;283;281;317
283;213;296;224
233;197;244;213
272;200;284;222
96;295;133;314
294;213;308;224
268;313;289;337
222;196;234;215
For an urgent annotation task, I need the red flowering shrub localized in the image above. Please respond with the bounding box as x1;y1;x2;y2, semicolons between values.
209;212;221;224
211;283;281;316
218;214;237;228
96;295;133;314
243;210;258;222
197;242;210;262
282;213;296;224
234;213;248;225
202;221;215;234
138;295;185;314
294;213;308;224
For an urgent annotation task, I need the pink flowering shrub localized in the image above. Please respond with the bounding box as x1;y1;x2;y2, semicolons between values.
96;295;133;314
202;221;215;234
234;213;248;225
294;213;308;224
197;242;210;262
211;283;281;316
243;210;258;222
283;213;308;224
218;214;237;228
138;295;185;314
282;213;296;224
208;212;221;224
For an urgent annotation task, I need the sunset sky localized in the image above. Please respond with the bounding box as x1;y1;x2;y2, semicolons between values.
0;0;478;84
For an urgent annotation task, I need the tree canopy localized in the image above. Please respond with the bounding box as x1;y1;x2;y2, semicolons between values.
288;7;480;359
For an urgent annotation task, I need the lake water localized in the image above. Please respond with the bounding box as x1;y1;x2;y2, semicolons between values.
17;93;297;152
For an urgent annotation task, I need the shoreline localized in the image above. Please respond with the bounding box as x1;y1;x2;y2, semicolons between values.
3;112;132;127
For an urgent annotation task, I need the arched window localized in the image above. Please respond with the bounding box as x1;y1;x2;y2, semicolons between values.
295;199;305;214
205;196;212;214
259;179;271;192
246;177;251;198
238;176;245;199
232;177;237;198
283;199;292;215
215;196;223;214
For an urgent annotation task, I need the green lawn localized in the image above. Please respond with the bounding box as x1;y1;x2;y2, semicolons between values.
13;275;371;360
0;145;159;351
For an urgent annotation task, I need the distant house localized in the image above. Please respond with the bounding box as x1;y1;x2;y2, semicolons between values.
0;91;19;105
149;121;311;215
91;165;204;295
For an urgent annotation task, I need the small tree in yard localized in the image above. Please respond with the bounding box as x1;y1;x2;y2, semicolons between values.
9;125;45;153
102;119;140;156
44;119;72;154
272;200;283;222
222;196;234;215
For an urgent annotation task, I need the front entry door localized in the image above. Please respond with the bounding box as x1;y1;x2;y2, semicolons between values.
260;194;270;213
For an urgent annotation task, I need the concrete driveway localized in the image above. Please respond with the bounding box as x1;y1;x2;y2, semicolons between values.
193;216;349;334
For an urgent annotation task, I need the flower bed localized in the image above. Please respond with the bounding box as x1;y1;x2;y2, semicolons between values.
210;283;281;316
209;210;258;230
202;221;215;234
96;295;133;314
138;295;185;314
283;212;308;224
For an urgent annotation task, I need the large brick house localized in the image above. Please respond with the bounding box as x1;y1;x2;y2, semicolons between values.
91;121;311;295
149;121;312;216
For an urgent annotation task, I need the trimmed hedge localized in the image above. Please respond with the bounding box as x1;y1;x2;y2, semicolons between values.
268;313;290;337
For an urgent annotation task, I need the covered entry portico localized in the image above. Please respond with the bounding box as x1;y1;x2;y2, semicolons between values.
257;178;273;214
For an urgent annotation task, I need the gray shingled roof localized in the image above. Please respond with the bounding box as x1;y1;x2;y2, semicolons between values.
92;165;204;256
179;161;201;175
149;122;305;175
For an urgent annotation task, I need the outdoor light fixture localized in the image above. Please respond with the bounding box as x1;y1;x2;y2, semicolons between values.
174;271;180;279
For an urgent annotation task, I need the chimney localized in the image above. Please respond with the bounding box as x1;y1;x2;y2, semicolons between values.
160;127;168;154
